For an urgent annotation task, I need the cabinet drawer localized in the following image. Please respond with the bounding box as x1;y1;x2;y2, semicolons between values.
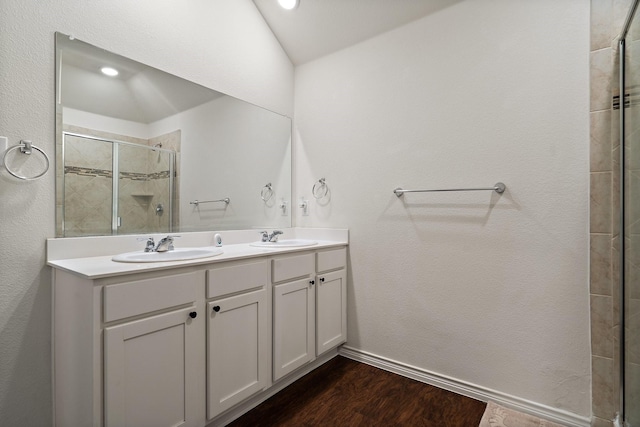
271;253;314;283
207;260;267;299
316;248;346;273
103;271;202;322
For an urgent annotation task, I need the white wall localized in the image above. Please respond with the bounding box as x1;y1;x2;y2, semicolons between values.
0;0;292;424
294;0;591;417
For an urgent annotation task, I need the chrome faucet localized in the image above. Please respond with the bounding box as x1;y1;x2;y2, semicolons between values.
154;236;177;252
143;237;155;252
268;230;283;242
259;230;283;242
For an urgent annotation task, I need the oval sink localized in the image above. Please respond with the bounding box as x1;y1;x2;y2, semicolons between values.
250;239;318;248
112;247;223;263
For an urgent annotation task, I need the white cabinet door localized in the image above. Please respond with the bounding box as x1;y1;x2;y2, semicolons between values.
104;307;200;427
207;289;268;419
273;278;315;381
316;269;347;356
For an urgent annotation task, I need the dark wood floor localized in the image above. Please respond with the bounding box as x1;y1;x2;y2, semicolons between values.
228;356;487;427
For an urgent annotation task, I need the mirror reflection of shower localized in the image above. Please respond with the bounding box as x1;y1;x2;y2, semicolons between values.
60;131;177;237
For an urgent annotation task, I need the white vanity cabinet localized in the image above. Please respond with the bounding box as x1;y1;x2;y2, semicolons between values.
53;269;206;427
102;272;204;427
103;308;201;427
272;248;348;381
205;261;269;420
315;248;348;356
51;240;347;427
272;253;316;381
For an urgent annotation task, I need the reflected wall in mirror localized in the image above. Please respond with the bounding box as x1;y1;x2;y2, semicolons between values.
55;32;292;237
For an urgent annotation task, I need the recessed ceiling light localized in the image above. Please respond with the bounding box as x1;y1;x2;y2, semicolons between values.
278;0;298;10
101;67;119;77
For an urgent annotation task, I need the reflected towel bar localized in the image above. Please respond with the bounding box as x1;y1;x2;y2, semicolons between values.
190;198;230;206
394;182;505;197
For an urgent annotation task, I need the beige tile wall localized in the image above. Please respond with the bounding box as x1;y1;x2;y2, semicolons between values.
62;133;115;236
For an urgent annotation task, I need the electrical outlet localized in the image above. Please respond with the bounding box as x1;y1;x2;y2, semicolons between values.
299;197;309;216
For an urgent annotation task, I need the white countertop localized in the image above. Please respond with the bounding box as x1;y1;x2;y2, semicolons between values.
47;228;348;280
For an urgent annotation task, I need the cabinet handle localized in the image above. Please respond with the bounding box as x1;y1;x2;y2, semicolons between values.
309;280;315;285
189;311;197;319
212;306;221;312
320;277;325;282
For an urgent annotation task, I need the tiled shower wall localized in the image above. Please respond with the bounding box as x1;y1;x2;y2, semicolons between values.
590;1;632;425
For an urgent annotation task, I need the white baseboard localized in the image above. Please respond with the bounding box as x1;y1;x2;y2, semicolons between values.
338;346;591;427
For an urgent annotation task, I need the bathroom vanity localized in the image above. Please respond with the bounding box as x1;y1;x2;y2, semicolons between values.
48;229;348;427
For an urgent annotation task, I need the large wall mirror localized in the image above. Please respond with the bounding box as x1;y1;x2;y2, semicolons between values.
55;32;291;237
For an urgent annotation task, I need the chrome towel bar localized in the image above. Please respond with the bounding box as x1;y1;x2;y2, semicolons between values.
394;182;505;197
190;198;230;206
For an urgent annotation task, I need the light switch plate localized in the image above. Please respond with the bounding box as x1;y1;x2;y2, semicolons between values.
0;136;8;153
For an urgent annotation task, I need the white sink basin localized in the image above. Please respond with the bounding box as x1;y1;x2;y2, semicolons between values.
112;247;223;263
250;239;318;248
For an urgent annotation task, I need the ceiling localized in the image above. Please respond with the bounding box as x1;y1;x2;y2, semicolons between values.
60;1;464;123
252;0;464;65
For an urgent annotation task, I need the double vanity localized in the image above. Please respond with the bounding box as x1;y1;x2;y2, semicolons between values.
51;33;347;427
48;228;348;427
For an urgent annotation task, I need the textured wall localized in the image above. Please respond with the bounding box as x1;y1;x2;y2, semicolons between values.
0;0;292;424
294;0;591;417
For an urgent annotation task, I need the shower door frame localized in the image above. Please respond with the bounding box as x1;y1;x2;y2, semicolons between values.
619;0;640;424
619;36;627;427
61;131;175;236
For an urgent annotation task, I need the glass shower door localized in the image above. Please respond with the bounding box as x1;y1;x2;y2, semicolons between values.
62;133;114;237
623;4;640;424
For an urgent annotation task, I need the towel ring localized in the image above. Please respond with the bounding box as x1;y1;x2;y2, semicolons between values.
2;140;50;181
312;178;328;199
261;183;274;202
